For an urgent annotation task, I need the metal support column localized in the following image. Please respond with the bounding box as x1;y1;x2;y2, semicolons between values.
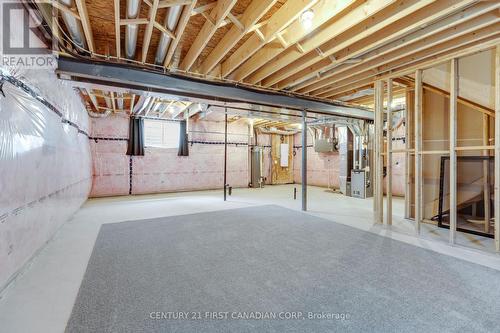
302;110;307;211
224;109;228;201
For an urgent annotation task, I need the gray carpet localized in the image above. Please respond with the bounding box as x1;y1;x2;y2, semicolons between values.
66;205;500;333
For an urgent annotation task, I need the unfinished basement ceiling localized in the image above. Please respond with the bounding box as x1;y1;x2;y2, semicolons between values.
75;81;360;129
35;0;499;109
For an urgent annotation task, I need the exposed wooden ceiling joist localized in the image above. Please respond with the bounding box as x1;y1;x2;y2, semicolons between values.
316;22;500;98
74;0;95;53
283;1;499;91
267;0;483;89
244;0;412;85
179;0;238;71
197;0;278;75
218;0;319;79
163;1;198;67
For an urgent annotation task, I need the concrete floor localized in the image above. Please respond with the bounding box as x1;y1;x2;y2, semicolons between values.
1;184;500;333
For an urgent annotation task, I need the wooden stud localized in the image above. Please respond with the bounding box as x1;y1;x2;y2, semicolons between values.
449;58;458;245
253;0;436;87
163;1;198;67
374;80;384;224
179;0;238;71
276;33;288;49
198;0;277;74
227;12;244;32
119;18;150;25
44;1;80;20
154;21;176;39
483;114;491;233
114;0;120;59
414;69;423;235
311;23;500;98
158;0;192;8
220;0;322;79
130;94;136;114
386;78;393;225
74;0;95;53
495;45;500;251
280;0;488;91
191;2;216;16
141;0;160;63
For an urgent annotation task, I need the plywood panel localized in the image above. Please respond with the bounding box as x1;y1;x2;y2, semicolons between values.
271;134;293;184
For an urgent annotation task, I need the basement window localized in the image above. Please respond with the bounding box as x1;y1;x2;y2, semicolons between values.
144;119;180;149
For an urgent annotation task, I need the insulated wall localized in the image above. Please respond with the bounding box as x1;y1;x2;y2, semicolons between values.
293;130;340;189
90;113;252;197
0;67;92;291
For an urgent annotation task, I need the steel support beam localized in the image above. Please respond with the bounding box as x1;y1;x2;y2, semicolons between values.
56;56;373;120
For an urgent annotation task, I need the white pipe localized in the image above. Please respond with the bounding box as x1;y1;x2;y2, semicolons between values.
58;0;87;50
155;5;183;65
125;0;142;59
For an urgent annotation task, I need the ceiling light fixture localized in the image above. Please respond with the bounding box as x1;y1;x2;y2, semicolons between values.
300;9;314;30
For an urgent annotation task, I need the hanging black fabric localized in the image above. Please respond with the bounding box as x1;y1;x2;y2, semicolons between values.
178;119;189;156
127;116;145;156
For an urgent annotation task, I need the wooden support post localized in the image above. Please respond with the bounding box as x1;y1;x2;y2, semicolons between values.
483;114;491;233
374;80;384;224
449;58;458;245
386;79;393;226
495;45;500;251
404;88;412;219
415;69;423;235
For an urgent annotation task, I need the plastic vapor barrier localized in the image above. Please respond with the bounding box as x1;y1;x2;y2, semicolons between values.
0;61;92;291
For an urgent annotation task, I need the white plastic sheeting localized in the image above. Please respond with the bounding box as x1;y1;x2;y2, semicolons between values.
0;62;91;291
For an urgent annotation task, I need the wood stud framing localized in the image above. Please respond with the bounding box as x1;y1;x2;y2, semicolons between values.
414;69;423;235
495;45;500;252
386;78;393;226
449;58;458;245
374;80;384;224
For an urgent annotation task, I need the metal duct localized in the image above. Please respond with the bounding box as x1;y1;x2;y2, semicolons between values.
58;0;87;50
155;5;182;65
257;127;300;136
125;0;142;59
88;109;112;118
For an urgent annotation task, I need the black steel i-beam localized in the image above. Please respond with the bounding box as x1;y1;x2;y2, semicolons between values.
56;56;373;120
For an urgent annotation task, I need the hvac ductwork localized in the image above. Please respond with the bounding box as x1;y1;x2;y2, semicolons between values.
58;0;87;50
257;127;300;136
125;0;142;59
155;5;182;65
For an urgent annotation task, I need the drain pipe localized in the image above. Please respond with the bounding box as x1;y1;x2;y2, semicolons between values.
155;5;183;65
125;0;142;59
58;0;87;50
